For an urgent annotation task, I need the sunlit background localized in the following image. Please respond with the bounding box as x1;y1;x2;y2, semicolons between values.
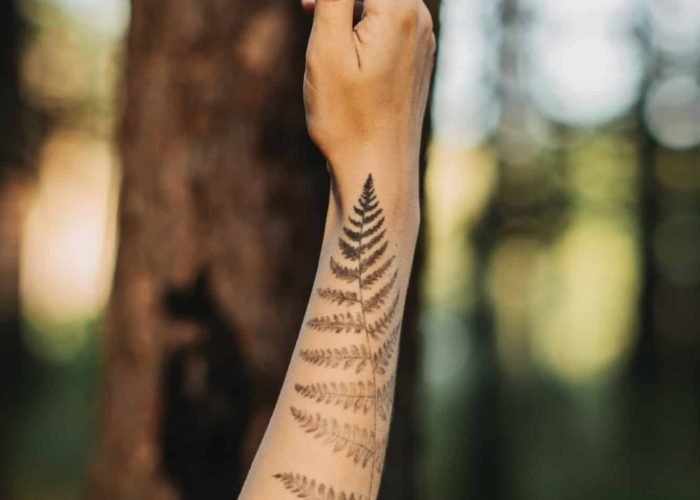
422;0;700;498
0;0;698;499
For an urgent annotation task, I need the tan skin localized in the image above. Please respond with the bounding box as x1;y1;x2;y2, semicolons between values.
239;1;435;498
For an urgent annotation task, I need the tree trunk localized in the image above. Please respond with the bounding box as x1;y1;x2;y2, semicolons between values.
90;1;437;499
0;1;30;497
89;2;327;499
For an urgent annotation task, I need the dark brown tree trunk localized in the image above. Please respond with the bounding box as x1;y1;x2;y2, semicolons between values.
90;1;438;500
89;2;327;499
0;2;30;497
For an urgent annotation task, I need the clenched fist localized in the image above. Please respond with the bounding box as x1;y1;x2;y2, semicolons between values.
301;0;436;184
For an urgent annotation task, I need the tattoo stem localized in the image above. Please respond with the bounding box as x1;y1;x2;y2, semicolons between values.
357;181;378;499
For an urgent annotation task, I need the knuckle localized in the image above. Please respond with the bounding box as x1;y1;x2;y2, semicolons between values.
305;45;321;70
307;126;321;145
428;29;437;50
393;1;419;30
419;3;434;33
306;115;325;144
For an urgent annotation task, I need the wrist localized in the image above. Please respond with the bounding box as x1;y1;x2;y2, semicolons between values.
328;162;421;241
324;128;420;171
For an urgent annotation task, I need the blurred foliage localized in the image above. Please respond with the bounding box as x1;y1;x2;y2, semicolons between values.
421;1;700;499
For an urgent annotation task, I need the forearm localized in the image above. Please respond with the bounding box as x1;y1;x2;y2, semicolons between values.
241;0;434;496
239;159;420;500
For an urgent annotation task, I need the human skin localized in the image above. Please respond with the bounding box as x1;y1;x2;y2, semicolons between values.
239;1;435;499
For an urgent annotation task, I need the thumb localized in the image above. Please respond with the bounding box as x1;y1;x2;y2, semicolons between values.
311;0;356;43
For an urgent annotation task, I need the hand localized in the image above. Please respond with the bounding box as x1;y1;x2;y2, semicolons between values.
301;0;436;182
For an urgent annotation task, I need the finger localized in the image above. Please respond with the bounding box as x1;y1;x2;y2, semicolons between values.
302;0;365;24
311;0;356;36
364;0;424;23
363;0;396;15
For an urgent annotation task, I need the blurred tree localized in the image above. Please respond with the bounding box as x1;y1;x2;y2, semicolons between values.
0;0;29;497
0;0;26;169
89;1;439;500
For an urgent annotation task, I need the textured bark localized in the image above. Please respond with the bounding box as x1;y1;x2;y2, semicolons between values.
90;1;438;499
90;2;327;499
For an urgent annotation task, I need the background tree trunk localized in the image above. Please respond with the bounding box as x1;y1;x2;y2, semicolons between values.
0;1;30;497
90;1;438;499
89;2;326;499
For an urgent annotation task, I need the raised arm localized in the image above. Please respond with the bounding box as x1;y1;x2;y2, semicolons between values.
239;1;435;498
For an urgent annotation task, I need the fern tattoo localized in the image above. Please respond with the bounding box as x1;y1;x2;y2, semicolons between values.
274;175;402;499
274;472;367;500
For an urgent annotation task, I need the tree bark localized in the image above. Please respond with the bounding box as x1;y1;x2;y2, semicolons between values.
90;2;327;499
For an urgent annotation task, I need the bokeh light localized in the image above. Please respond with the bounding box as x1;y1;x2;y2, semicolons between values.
525;0;638;27
651;0;700;57
527;33;643;127
432;0;500;147
523;0;643;127
531;218;640;383
26;0;130;38
644;75;700;150
20;130;119;361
